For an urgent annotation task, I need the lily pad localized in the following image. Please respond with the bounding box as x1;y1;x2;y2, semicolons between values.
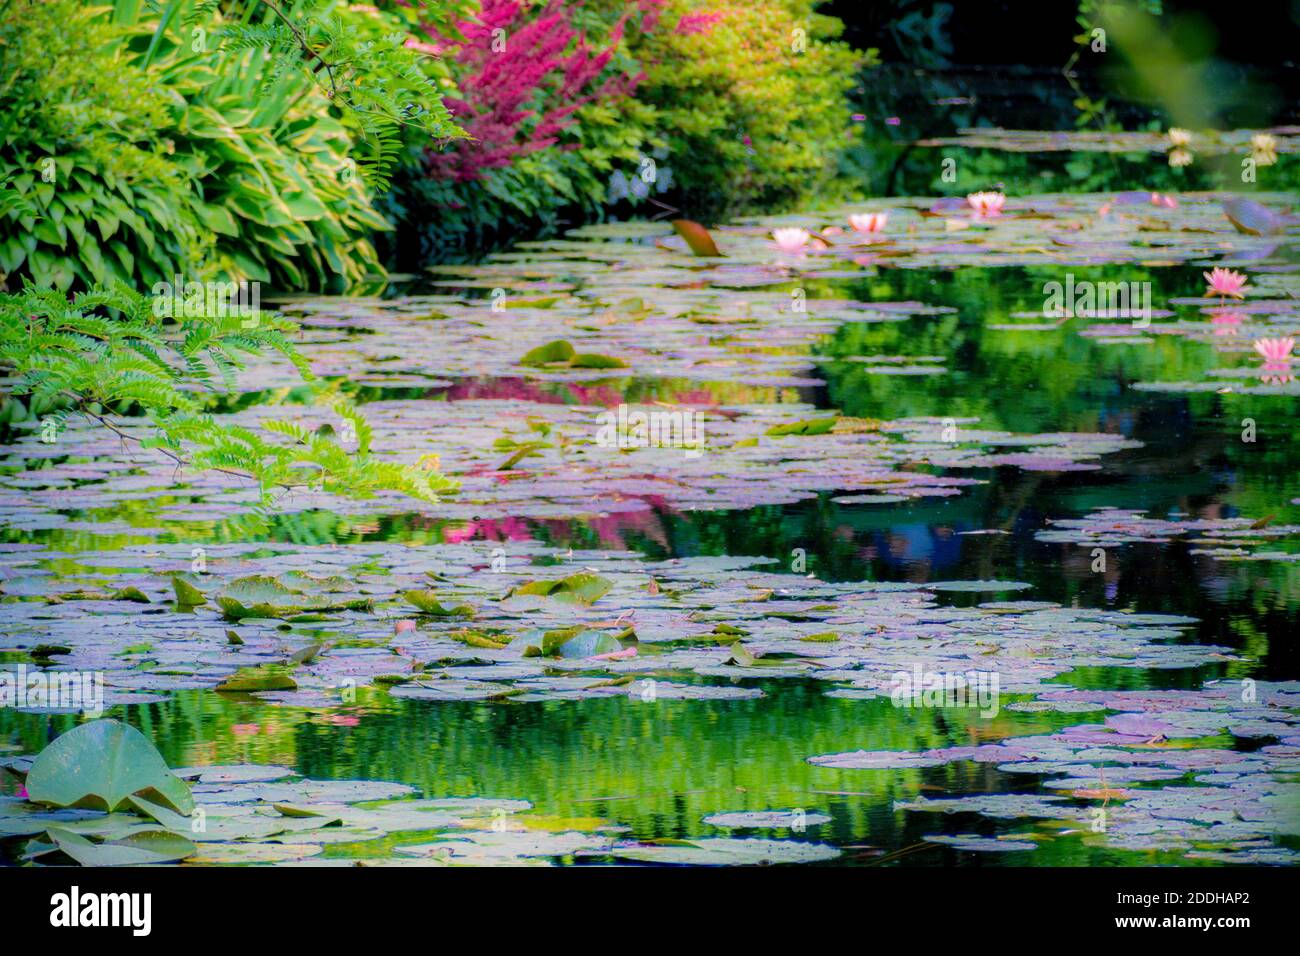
42;825;197;866
507;572;613;606
519;340;576;367
24;719;195;815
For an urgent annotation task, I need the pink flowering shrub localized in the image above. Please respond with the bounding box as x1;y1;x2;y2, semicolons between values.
393;0;660;258
388;0;859;258
422;0;643;181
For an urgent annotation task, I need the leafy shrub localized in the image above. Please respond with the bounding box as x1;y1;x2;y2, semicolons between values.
387;0;862;256
141;17;394;290
631;0;862;218
0;0;462;292
388;0;658;259
0;1;210;290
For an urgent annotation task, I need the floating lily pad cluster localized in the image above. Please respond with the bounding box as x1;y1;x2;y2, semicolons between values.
1037;508;1300;562
0;397;1143;529
813;681;1300;864
2;189;1294;531
0;540;1241;714
915;127;1297;158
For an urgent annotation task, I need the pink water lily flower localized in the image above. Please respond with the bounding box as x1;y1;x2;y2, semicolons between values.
1253;336;1295;369
1150;192;1178;208
591;646;638;661
394;619;417;634
966;191;1006;217
772;228;811;254
1204;267;1248;299
231;723;260;737
848;213;888;233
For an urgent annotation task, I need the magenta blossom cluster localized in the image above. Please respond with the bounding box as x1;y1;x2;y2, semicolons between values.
422;0;657;183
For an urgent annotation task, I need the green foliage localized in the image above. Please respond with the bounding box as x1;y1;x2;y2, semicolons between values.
0;0;464;292
0;1;208;290
394;91;659;259
210;0;466;191
143;18;397;290
0;283;458;503
632;0;862;218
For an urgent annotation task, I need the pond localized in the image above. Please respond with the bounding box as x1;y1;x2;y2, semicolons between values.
2;173;1299;866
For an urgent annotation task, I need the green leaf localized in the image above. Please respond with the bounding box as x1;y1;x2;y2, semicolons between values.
217;575;370;619
556;630;624;659
724;642;757;667
519;340;576;367
216;665;298;693
289;643;324;665
508;573;613;606
450;629;509;650
171;575;206;606
766;417;839;437
403;590;475;617
569;353;628;369
25;719;195;814
44;826;197;866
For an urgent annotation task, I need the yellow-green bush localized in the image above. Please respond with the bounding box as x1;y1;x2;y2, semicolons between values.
633;0;862;217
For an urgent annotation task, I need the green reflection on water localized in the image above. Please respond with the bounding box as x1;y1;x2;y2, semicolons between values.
0;678;1225;866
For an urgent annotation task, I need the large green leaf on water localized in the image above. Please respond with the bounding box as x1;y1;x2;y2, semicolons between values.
724;642;757;667
517;340;625;369
25;719;195;814
766;416;839;437
569;353;628;369
171;575;206;606
537;626;581;656
555;630;623;659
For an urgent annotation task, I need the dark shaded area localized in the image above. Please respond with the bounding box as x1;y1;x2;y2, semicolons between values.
830;0;1300;132
828;0;1299;70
